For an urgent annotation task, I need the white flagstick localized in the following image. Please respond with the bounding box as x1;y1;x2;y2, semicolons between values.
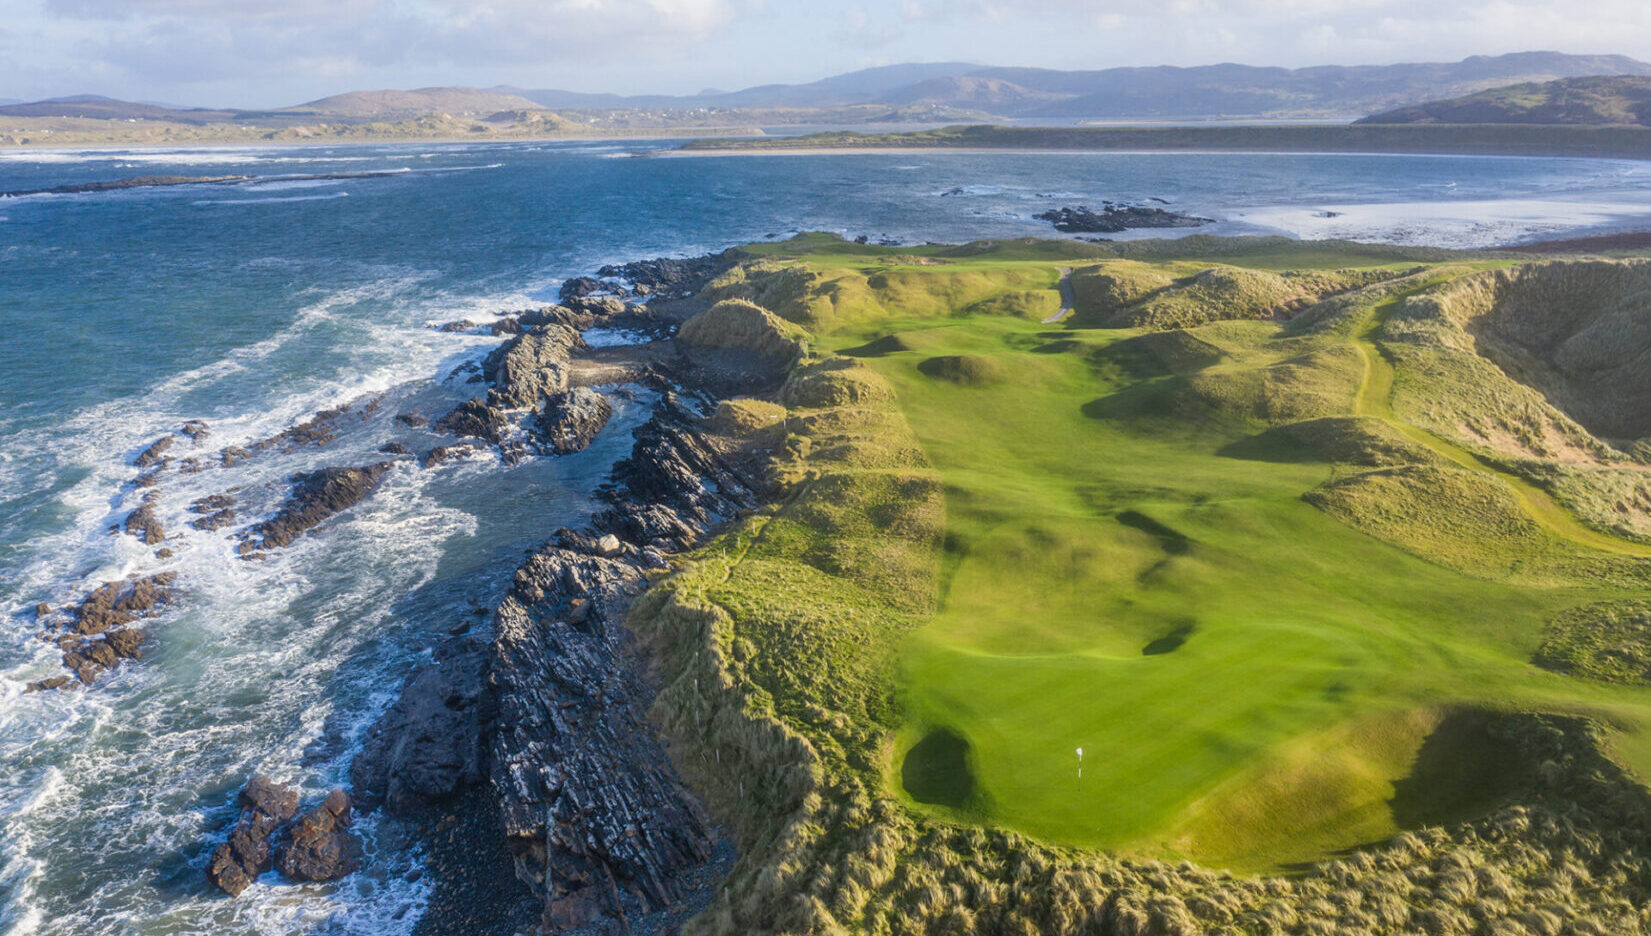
1076;746;1083;781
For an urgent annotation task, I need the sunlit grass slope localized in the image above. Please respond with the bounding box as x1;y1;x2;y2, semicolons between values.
742;236;1651;865
638;234;1651;935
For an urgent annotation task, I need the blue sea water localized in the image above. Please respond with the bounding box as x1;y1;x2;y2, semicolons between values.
3;138;1651;935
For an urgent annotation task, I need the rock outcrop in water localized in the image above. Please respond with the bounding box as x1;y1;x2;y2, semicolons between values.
29;571;178;690
123;495;166;545
206;776;299;897
134;435;175;468
433;397;509;445
275;790;362;883
1036;203;1213;233
240;462;393;552
206;779;361;896
533;387;613;455
483;323;583;409
594;252;740;299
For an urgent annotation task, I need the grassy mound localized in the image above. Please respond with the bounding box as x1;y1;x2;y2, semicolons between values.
916;354;1004;386
1304;464;1551;579
679;298;810;360
1537;600;1651;684
1224;415;1447;466
1087;328;1227;381
1174;345;1365;426
1070;262;1396;330
711;397;788;435
778;358;896;409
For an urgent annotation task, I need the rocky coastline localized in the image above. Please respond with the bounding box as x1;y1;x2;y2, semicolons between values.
16;244;767;931
351;248;778;935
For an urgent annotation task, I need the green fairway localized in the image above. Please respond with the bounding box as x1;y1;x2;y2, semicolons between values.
724;239;1651;872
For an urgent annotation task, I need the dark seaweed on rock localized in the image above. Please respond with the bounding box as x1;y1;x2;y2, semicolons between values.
243;463;392;551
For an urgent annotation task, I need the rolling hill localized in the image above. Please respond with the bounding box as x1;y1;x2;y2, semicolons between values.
1359;75;1651;125
504;51;1651;119
295;86;547;120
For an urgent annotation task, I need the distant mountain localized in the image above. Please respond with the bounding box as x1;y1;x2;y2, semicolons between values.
12;52;1651;129
496;62;983;111
503;51;1651;118
0;94;237;123
1358;75;1651;125
296;87;544;120
0;98;20;106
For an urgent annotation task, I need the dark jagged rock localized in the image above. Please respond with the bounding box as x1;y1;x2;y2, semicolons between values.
191;508;236;531
124;497;165;545
34;602;51;619
517;305;579;330
68;572;176;637
134;469;163;488
1035;203;1213;233
435;319;478;333
563;295;626;318
31;571;168;686
481;323;583;409
595;251;739;300
189;493;235;532
558;276;603;301
244;463;393;550
434;398;509;445
490;541;712;930
181;419;211;442
534;387;613;456
135;435;175;467
489;317;523;336
219;445;249;467
395;412;428;428
351;637;490;814
25;675;73;693
379;441;412;455
487;393;769;929
596;394;760;552
275;790;362;883
206;776;300;897
247;396;383;453
421;444;477;468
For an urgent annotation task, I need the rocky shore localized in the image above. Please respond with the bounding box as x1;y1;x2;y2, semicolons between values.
346;249;780;934
15;245;770;931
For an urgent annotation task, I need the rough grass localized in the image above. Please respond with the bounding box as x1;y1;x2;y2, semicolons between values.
627;237;1651;935
679;298;811;360
1069;262;1396;330
1536;600;1651;684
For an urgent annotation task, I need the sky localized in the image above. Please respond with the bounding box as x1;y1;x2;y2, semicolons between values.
3;0;1651;108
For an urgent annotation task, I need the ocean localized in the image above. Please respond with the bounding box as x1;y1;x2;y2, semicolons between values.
3;138;1651;935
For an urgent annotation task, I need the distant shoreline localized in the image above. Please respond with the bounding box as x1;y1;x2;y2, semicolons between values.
0;126;762;152
673;124;1651;161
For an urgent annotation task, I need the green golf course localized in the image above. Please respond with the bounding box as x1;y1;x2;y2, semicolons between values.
640;234;1651;934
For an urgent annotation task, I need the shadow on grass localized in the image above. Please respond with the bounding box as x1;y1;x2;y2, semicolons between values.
843;334;912;358
1389;709;1532;830
902;727;976;808
1143;619;1197;655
